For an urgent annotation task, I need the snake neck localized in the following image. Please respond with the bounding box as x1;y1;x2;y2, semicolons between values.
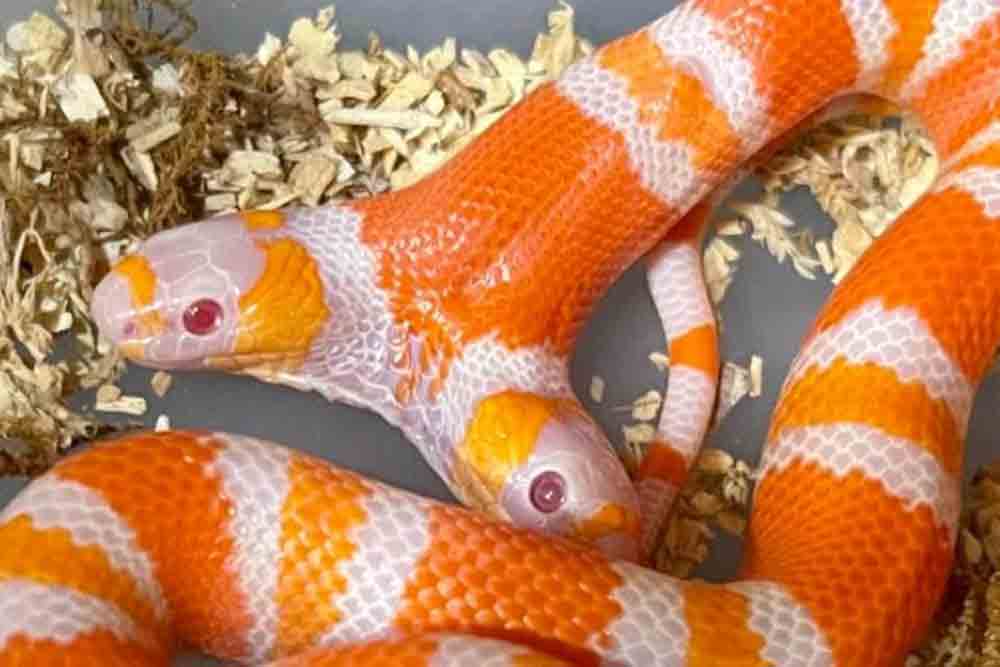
244;202;576;487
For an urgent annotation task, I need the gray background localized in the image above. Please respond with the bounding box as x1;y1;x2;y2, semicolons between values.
2;1;999;663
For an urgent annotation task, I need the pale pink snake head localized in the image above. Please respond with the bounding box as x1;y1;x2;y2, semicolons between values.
453;391;640;560
500;402;641;560
91;211;327;374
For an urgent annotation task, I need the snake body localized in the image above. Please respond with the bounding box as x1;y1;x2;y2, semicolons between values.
5;0;1000;663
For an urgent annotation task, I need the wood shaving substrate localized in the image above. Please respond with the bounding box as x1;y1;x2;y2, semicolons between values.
0;2;991;660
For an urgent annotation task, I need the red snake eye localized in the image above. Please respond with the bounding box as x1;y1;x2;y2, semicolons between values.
182;298;223;335
530;471;566;514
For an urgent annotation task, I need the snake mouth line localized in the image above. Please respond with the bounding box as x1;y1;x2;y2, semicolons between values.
204;351;310;374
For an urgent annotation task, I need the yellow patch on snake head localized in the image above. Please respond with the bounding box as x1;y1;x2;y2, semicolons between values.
453;390;641;561
210;237;330;374
453;391;556;514
574;501;642;543
111;254;167;338
240;210;286;230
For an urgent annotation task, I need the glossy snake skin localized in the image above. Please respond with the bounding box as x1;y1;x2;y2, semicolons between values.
5;0;1000;663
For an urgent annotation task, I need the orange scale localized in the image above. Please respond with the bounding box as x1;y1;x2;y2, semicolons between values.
525;613;557;637
471;591;498;609
545;598;578;620
0;629;168;667
516;589;549;609
473;608;502;626
437;578;462;598
418;588;447;609
878;0;940;95
460;568;489;589
496;600;528;620
638;443;691;486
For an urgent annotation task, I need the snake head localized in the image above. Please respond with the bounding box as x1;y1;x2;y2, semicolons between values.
91;211;328;375
454;391;641;561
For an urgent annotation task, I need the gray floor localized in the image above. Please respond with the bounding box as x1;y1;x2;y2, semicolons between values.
2;1;999;664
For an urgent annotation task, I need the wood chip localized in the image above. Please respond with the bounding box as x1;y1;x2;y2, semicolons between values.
53;73;109;122
328;78;377;101
649;351;669;373
697;448;734;475
715;361;751;424
321;106;443;130
631;389;662;421
256;33;283;66
152;64;184;96
704;237;740;305
531;1;579;78
622;422;655;446
289;153;340;206
815;238;835;274
96;394;147;415
378;71;434;110
151;371;172;398
749;354;764;398
127;109;183;152
224;150;283;179
204;193;237;212
154;414;171;431
338;50;379;80
95;383;121;404
589;376;605;403
6;12;66;54
20;142;45;171
120;146;157;191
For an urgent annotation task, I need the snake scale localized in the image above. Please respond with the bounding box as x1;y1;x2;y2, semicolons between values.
3;0;1000;664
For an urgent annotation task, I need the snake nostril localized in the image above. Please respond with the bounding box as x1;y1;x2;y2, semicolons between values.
530;471;567;514
122;321;138;339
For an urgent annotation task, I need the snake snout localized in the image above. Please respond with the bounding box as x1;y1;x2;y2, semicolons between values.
92;258;163;361
575;501;641;561
92;271;134;345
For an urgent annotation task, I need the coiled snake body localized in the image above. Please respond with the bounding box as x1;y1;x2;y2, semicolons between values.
4;0;1000;664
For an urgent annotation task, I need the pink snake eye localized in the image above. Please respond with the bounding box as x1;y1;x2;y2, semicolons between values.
530;471;566;514
182;298;223;335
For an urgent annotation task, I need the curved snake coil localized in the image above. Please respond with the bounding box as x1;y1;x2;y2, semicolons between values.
5;0;1000;663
